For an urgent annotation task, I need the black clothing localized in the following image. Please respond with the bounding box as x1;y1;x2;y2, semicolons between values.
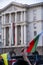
13;59;29;65
0;59;4;65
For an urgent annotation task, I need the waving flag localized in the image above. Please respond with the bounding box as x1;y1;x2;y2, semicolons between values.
1;53;8;65
26;33;41;53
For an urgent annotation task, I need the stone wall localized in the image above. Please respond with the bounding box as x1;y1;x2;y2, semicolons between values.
0;46;43;55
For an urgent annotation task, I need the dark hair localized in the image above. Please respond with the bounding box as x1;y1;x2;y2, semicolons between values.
14;59;28;65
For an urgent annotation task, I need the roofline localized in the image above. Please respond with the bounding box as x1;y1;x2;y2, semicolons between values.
0;2;43;12
28;2;43;8
0;2;29;12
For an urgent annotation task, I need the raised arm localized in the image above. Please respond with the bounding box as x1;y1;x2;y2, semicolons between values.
21;48;32;65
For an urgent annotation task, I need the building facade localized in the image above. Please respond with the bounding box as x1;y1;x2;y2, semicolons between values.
0;2;43;55
0;10;2;53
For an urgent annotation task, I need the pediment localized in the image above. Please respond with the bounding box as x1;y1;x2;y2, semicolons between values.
2;2;26;13
3;5;18;13
7;5;19;11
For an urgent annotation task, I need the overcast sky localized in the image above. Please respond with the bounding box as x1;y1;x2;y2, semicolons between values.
0;0;43;9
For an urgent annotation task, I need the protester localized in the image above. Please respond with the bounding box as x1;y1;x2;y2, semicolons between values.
21;48;36;65
0;55;4;65
13;59;29;65
32;51;39;62
7;49;16;65
8;49;16;60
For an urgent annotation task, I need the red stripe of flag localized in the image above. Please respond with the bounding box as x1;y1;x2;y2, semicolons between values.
26;40;35;53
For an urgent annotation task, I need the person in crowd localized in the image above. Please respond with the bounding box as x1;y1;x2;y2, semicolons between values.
13;59;29;65
8;49;16;65
21;48;37;65
0;55;4;65
7;49;16;60
13;48;37;65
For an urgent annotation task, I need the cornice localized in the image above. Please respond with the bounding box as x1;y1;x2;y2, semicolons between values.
0;2;43;13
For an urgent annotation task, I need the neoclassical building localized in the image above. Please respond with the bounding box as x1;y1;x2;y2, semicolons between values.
0;2;43;55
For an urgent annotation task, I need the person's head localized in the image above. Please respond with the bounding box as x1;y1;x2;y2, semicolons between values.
13;59;28;65
9;50;16;59
0;56;3;60
9;50;16;55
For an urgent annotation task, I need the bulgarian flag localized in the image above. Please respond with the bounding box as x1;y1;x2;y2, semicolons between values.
26;33;41;53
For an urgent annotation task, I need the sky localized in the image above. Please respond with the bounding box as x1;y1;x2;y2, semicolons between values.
0;0;43;9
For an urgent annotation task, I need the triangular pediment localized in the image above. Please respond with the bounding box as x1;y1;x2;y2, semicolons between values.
4;5;18;12
1;2;28;13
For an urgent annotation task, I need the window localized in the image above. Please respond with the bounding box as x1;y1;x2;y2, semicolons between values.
11;23;15;46
0;16;1;24
0;27;1;33
0;35;1;39
17;12;21;22
6;27;9;46
33;9;36;21
0;42;1;43
34;31;37;36
11;13;15;23
5;14;9;23
17;25;21;45
34;26;36;29
22;11;24;21
33;22;37;29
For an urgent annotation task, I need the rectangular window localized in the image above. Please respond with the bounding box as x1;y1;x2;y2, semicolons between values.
0;16;1;24
33;9;36;21
6;27;9;46
17;12;21;22
11;13;15;23
5;14;9;23
22;11;24;21
0;27;2;33
17;25;21;45
33;22;37;29
0;35;1;39
34;31;37;36
11;23;15;46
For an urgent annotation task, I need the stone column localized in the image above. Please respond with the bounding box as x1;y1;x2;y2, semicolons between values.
15;25;17;46
4;28;6;46
4;14;6;46
11;23;14;45
1;15;4;46
9;13;11;23
15;12;17;23
21;25;24;45
9;13;11;46
24;25;27;45
9;27;11;46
